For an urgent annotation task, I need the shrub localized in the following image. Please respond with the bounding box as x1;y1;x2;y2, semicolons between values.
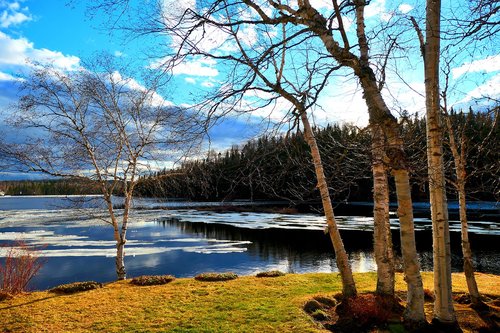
255;270;285;278
0;240;45;295
130;275;175;286
49;281;102;294
336;294;401;329
194;272;238;282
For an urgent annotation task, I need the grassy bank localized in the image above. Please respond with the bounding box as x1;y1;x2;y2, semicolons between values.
1;272;499;332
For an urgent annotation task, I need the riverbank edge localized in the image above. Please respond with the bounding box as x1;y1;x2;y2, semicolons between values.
1;272;499;332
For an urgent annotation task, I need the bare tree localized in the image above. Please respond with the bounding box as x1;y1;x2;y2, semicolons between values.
3;56;200;280
441;61;499;310
85;0;427;325
410;2;458;325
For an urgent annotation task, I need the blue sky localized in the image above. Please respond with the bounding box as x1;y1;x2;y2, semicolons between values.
0;0;498;179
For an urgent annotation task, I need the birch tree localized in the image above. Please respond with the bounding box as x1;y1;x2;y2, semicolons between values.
4;56;199;280
86;0;426;325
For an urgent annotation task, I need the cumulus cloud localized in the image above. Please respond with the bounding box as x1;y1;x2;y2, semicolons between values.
0;31;80;70
452;55;500;79
0;1;32;28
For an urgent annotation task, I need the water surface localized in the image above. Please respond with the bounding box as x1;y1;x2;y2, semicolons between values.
0;196;498;290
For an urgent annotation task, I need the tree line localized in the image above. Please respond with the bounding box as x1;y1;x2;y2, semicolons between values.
0;179;101;196
135;108;498;204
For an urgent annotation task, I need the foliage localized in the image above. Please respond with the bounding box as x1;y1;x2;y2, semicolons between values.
130;275;175;286
0;241;44;295
136;109;498;204
0;179;102;196
194;272;238;282
49;281;103;294
256;270;286;278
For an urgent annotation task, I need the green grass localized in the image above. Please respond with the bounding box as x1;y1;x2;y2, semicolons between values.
0;272;498;332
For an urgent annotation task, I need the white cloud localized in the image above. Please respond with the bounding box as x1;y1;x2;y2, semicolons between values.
456;73;500;104
452;55;500;79
184;77;196;84
201;80;215;88
365;0;386;18
114;50;124;57
0;10;30;27
0;1;32;28
171;57;219;77
237;24;258;47
109;70;174;107
8;2;20;11
309;0;333;10
0;31;80;71
0;70;18;81
398;4;413;14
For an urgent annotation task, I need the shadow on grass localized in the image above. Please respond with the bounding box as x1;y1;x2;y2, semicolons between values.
0;294;60;311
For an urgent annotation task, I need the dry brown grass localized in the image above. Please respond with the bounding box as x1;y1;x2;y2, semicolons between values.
0;272;498;333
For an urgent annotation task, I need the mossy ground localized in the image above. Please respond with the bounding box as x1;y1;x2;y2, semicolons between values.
0;272;498;332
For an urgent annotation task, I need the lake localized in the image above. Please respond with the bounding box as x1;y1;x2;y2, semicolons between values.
0;196;498;290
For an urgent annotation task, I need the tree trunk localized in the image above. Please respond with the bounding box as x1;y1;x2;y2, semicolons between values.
300;110;357;298
458;178;482;306
116;240;126;280
393;168;426;324
358;73;426;325
371;124;395;296
425;0;457;325
444;114;482;307
103;193;127;281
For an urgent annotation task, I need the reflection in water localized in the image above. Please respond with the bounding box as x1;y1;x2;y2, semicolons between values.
0;198;498;290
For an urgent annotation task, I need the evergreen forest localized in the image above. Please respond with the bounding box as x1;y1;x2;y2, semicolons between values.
135;109;499;204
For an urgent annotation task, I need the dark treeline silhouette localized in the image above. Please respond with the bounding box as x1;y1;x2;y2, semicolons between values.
0;179;102;196
135;109;498;203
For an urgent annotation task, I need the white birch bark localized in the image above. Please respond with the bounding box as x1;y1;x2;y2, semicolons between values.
300;110;357;297
425;0;457;324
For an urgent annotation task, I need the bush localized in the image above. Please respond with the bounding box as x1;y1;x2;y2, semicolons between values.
194;272;238;282
130;275;175;286
335;294;402;329
255;270;285;278
49;281;103;294
0;240;45;295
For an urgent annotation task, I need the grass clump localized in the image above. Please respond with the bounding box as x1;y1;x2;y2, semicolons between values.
49;281;103;294
194;272;238;282
130;275;175;286
256;270;285;278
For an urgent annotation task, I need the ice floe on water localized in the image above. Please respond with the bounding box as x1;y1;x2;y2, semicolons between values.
155;209;500;235
0;207;254;258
